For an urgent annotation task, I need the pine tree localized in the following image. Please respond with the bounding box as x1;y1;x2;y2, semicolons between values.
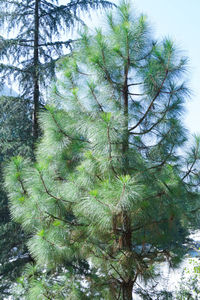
5;2;200;298
0;0;112;140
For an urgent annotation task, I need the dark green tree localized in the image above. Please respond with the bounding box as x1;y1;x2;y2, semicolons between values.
0;0;112;140
0;92;33;297
5;2;200;299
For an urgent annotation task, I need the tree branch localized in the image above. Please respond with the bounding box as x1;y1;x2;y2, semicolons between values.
128;69;169;132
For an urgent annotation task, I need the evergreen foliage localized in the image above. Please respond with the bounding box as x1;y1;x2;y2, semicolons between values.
0;95;33;297
5;2;200;298
12;262;108;299
0;0;113;139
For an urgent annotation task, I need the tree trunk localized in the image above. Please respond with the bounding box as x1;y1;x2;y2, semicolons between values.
121;57;133;300
121;60;132;250
122;280;133;300
121;211;132;250
33;0;40;140
122;63;129;174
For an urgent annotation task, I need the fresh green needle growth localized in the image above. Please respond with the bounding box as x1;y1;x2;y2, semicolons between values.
5;2;200;298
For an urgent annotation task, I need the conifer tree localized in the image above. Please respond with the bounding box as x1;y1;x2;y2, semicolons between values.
5;2;200;298
0;0;112;139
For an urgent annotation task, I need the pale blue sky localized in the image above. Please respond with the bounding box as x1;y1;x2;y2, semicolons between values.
129;0;200;134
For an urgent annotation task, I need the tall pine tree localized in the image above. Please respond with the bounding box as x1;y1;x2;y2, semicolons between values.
5;2;200;298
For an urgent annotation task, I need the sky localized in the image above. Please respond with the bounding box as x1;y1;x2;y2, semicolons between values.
132;0;200;135
85;0;200;135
